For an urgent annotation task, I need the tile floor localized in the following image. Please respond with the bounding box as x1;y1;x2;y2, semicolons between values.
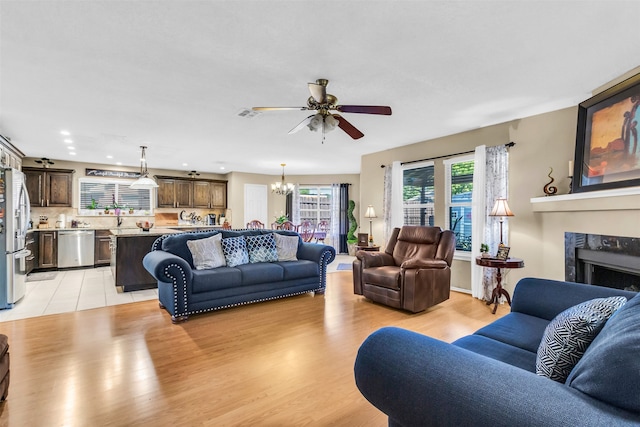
0;254;356;322
0;267;158;322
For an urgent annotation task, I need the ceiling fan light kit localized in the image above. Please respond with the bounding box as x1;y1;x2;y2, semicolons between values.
253;78;391;142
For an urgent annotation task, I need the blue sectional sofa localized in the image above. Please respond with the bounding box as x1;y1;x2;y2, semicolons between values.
143;229;335;322
354;277;640;426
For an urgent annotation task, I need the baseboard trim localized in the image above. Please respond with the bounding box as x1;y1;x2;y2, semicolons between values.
451;286;471;294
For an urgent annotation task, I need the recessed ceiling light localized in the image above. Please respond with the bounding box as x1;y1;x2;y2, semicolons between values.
63;139;73;144
220;166;225;170
67;146;75;150
69;152;76;156
182;163;188;167
106;155;113;159
60;130;70;136
116;162;122;165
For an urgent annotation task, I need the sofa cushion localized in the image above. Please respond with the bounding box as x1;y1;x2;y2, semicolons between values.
191;267;243;293
186;233;226;270
565;292;640;413
245;234;278;263
453;334;537;372
277;260;318;280
161;231;219;268
236;262;284;286
221;236;250;267
474;312;550;353
536;296;627;382
274;233;299;261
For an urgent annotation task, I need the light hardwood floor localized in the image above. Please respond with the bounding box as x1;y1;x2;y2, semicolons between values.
0;271;508;426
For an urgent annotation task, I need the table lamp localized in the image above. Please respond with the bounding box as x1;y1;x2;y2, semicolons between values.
364;205;377;246
489;198;514;246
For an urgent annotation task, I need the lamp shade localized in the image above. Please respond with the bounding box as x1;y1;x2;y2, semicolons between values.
130;176;158;189
489;198;514;217
364;205;377;218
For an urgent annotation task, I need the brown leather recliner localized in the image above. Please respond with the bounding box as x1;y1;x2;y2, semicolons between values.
353;226;456;313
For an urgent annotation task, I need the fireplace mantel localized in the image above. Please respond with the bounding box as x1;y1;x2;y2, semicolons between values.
530;186;640;212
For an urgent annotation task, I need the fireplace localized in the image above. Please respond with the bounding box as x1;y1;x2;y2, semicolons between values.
565;233;640;292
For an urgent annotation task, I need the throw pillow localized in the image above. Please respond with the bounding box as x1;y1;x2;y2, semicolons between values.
221;236;249;267
186;234;226;270
535;296;627;382
245;234;278;263
565;292;640;413
274;233;299;261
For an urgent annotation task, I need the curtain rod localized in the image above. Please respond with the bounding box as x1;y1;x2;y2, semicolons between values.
394;142;516;167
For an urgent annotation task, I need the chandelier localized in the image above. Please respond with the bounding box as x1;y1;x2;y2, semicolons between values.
272;163;294;196
130;146;158;189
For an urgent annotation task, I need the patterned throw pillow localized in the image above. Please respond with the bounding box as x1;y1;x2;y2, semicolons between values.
221;236;250;267
274;233;298;261
536;296;627;382
245;234;278;263
186;233;226;270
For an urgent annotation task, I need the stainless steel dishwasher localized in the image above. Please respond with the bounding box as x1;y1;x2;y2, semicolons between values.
58;230;95;268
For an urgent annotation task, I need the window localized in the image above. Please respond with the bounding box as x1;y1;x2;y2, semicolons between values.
298;186;331;225
444;155;474;257
402;162;434;226
78;178;153;215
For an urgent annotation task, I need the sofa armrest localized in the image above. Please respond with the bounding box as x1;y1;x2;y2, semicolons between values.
143;250;193;284
511;277;637;320
297;242;336;265
400;258;448;269
354;327;640;426
356;251;394;268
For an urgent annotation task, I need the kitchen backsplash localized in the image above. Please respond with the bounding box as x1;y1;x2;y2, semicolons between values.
29;207;226;229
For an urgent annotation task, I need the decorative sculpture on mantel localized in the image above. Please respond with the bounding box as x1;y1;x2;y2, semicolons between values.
543;167;558;196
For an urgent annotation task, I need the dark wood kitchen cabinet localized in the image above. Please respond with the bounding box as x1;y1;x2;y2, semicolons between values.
94;230;112;266
156;177;193;208
193;180;227;209
110;233;157;291
23;167;74;208
38;230;57;269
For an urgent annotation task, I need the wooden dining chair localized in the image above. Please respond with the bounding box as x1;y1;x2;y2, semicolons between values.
314;220;329;243
298;220;315;242
246;220;265;229
280;220;297;231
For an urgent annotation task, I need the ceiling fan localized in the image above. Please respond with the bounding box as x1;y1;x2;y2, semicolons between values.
252;79;392;141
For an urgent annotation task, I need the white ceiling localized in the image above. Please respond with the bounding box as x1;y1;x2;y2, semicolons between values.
2;1;640;176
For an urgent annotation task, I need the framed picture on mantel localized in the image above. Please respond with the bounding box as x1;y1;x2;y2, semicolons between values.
572;72;640;193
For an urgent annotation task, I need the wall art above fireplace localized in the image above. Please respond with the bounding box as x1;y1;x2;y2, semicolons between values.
572;73;640;194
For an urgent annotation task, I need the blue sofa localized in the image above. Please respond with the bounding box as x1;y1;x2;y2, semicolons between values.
354;277;640;426
143;229;335;323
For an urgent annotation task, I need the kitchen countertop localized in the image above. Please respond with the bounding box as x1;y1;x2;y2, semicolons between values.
108;227;183;237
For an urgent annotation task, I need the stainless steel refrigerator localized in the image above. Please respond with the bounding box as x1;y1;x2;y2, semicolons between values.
0;168;31;308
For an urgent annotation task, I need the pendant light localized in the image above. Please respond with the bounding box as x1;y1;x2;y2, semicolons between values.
272;163;294;196
130;146;158;189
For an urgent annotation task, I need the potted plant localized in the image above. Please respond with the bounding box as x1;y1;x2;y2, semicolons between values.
480;243;490;258
347;200;358;256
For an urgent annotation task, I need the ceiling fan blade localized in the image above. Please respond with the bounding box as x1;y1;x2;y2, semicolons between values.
252;106;308;111
288;115;316;134
336;105;392;115
333;114;364;140
308;83;326;104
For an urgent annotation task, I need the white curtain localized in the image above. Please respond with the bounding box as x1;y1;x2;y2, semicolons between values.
471;145;509;300
292;184;300;225
330;184;340;250
383;160;403;246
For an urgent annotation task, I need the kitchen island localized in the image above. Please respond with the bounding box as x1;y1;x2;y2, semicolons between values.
109;227;181;291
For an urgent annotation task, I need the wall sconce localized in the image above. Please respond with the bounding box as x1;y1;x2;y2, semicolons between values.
489;198;514;246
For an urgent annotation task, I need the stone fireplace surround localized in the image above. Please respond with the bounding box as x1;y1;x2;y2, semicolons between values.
565;232;640;292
